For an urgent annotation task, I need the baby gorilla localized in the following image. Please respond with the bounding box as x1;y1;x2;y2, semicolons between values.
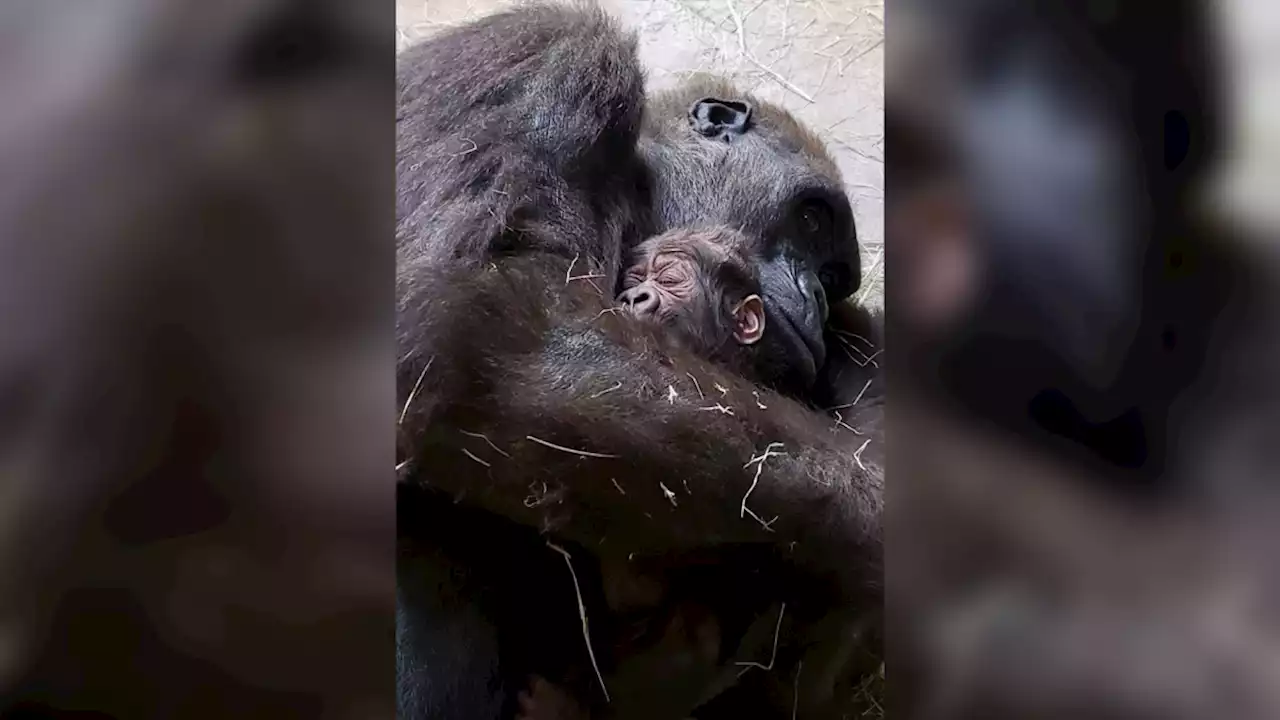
616;227;771;381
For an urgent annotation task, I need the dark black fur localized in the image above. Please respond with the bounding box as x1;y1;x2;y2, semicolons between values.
395;5;881;718
398;256;883;716
403;255;882;585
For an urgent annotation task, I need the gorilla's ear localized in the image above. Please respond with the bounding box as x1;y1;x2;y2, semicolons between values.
732;295;766;345
689;98;752;140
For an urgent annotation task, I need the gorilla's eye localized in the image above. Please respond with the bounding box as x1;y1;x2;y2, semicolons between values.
797;200;832;237
656;266;686;286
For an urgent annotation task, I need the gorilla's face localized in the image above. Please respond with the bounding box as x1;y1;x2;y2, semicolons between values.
638;79;861;391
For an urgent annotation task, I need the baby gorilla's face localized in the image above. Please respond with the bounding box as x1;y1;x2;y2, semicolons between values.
617;227;766;360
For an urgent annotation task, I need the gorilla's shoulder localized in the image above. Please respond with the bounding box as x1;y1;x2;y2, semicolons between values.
396;4;642;107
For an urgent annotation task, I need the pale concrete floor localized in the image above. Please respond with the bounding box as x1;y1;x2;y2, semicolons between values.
397;0;886;305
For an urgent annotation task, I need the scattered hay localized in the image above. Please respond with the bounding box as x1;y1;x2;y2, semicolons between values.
855;246;885;306
834;410;862;435
725;0;815;102
526;434;619;459
524;481;551;508
828;378;873;412
853;437;871;472
546;541;611;704
660;481;679;506
685;372;706;399
735;602;787;672
742;443;786;531
591;381;623;399
398;356;434;425
565;253;606;285
460;429;511;457
461;448;491;467
792;660;803;720
449;138;479;157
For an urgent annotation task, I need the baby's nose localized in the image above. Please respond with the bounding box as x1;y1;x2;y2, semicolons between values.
618;284;660;317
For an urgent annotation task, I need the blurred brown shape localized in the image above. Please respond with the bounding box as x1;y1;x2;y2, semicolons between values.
890;0;1280;718
0;1;394;716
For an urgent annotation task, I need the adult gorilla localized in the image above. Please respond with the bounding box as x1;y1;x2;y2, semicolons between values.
395;5;882;718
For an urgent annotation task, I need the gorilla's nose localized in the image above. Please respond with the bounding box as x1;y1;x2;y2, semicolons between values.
800;270;829;324
618;285;659;317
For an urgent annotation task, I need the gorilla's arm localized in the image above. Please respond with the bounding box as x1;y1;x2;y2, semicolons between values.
398;257;883;598
396;5;647;276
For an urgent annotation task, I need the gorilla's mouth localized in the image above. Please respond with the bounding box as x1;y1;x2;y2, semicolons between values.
775;304;826;381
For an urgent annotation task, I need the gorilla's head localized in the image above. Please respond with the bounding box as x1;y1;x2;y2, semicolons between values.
638;76;861;391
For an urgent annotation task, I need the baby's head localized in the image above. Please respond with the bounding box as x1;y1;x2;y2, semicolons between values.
617;227;766;366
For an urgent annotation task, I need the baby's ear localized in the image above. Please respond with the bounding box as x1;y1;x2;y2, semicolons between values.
732;295;766;345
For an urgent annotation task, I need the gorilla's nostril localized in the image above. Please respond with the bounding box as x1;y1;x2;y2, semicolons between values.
800;270;829;324
813;282;829;323
621;287;657;315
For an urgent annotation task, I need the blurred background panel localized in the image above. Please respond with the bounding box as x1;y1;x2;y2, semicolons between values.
1217;0;1280;231
0;1;395;717
888;0;1280;718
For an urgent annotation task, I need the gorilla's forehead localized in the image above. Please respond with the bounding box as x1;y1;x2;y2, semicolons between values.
639;76;847;240
642;143;816;219
638;133;847;256
643;75;842;181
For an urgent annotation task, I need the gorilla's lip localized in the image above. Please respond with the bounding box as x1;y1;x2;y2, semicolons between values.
775;303;826;379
